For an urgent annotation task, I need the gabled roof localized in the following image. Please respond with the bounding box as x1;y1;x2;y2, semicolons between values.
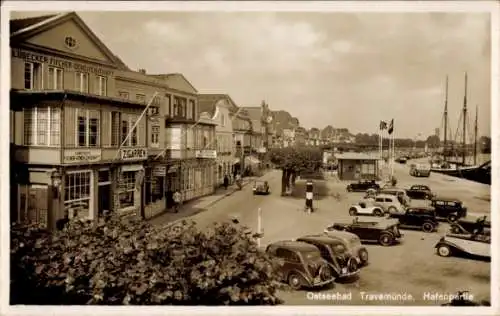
10;12;129;70
240;106;262;121
149;73;198;94
198;93;239;116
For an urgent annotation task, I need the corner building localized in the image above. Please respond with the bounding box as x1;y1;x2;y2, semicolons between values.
10;13;150;229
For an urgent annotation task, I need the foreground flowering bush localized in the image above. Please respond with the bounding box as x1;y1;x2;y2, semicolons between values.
10;215;283;305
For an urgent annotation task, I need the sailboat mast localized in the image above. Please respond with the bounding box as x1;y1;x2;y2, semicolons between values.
462;72;468;165
443;76;449;161
474;105;478;165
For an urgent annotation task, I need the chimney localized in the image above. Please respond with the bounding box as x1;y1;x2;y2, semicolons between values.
138;69;146;74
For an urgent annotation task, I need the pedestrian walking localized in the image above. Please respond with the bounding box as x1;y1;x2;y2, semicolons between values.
223;174;229;190
173;190;182;213
305;180;314;213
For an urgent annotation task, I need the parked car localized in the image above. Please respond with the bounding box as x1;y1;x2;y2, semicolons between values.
346;180;380;192
348;200;385;217
322;230;369;266
405;184;434;200
435;233;491;259
364;188;377;199
431;197;468;222
387;206;439;233
296;235;360;279
449;215;490;235
369;194;406;215
395;157;407;164
265;240;335;290
325;218;402;246
409;163;431;177
378;188;411;206
252;180;270;195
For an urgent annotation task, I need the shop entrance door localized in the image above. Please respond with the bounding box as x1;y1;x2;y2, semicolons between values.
98;184;111;216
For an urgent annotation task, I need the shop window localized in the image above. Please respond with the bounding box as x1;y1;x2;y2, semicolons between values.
48;67;64;90
23;107;61;146
76;109;100;147
75;72;89;93
118;171;136;209
95;76;107;96
24;62;43;90
64;171;92;220
145;170;164;204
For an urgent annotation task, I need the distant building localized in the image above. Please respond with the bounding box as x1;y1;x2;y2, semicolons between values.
335;153;381;181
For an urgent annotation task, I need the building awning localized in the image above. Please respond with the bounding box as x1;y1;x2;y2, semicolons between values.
121;164;144;172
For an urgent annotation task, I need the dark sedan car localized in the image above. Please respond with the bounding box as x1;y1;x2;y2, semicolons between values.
253;180;270;195
297;235;360;280
450;215;490;235
431;197;467;222
405;185;434;200
325;218;402;246
346;180;380;192
387;206;439;233
265;240;335;290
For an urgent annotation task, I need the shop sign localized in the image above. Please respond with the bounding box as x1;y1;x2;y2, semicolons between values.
195;150;217;159
120;148;147;161
153;166;167;177
63;149;101;164
12;48;113;76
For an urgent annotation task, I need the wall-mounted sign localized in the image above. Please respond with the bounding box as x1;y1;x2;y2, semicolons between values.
120;148;147;161
152;166;167;177
63;149;101;164
195;150;217;159
11;48;113;76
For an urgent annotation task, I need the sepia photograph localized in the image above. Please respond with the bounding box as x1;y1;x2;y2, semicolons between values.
1;1;498;315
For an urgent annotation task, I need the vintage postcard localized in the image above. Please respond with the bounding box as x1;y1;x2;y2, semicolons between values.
1;1;498;316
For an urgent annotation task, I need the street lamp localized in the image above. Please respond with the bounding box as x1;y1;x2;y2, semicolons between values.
51;170;62;199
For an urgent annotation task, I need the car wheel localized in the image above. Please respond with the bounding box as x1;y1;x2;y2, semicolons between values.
374;209;383;217
346;187;352;192
388;206;397;214
437;244;452;257
422;222;434;233
424;194;430;200
447;214;458;223
349;208;357;216
358;249;369;265
288;273;302;290
379;233;393;246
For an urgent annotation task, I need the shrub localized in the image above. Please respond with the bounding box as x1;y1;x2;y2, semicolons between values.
10;215;283;305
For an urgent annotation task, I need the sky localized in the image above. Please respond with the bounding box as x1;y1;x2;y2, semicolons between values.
10;9;492;139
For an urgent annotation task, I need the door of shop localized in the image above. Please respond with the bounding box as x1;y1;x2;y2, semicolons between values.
18;184;49;228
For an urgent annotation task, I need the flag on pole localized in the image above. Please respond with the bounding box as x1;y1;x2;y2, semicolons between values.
388;119;394;134
379;121;388;130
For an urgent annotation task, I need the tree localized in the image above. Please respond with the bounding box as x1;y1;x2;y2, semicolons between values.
426;135;441;148
269;146;323;195
10;216;283;305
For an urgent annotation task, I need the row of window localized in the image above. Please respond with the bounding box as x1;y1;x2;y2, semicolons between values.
24;62;107;95
118;92;197;120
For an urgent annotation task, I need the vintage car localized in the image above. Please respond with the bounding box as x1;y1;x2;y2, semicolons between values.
346;180;380;192
265;240;335;290
364;188;378;199
409;163;431;177
431;197;468;222
387;206;439;233
296;235;361;279
449;214;490;234
435;233;491;259
369;194;406;215
395;157;408;164
378;188;411;206
322;230;369;266
405;184;434;200
252;180;270;195
348;200;385;217
325;218;402;246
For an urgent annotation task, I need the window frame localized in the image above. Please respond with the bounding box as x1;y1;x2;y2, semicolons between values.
64;170;93;220
24;62;43;90
48;66;64;90
75;109;100;148
23;106;61;146
74;71;89;93
150;124;160;148
95;76;107;96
